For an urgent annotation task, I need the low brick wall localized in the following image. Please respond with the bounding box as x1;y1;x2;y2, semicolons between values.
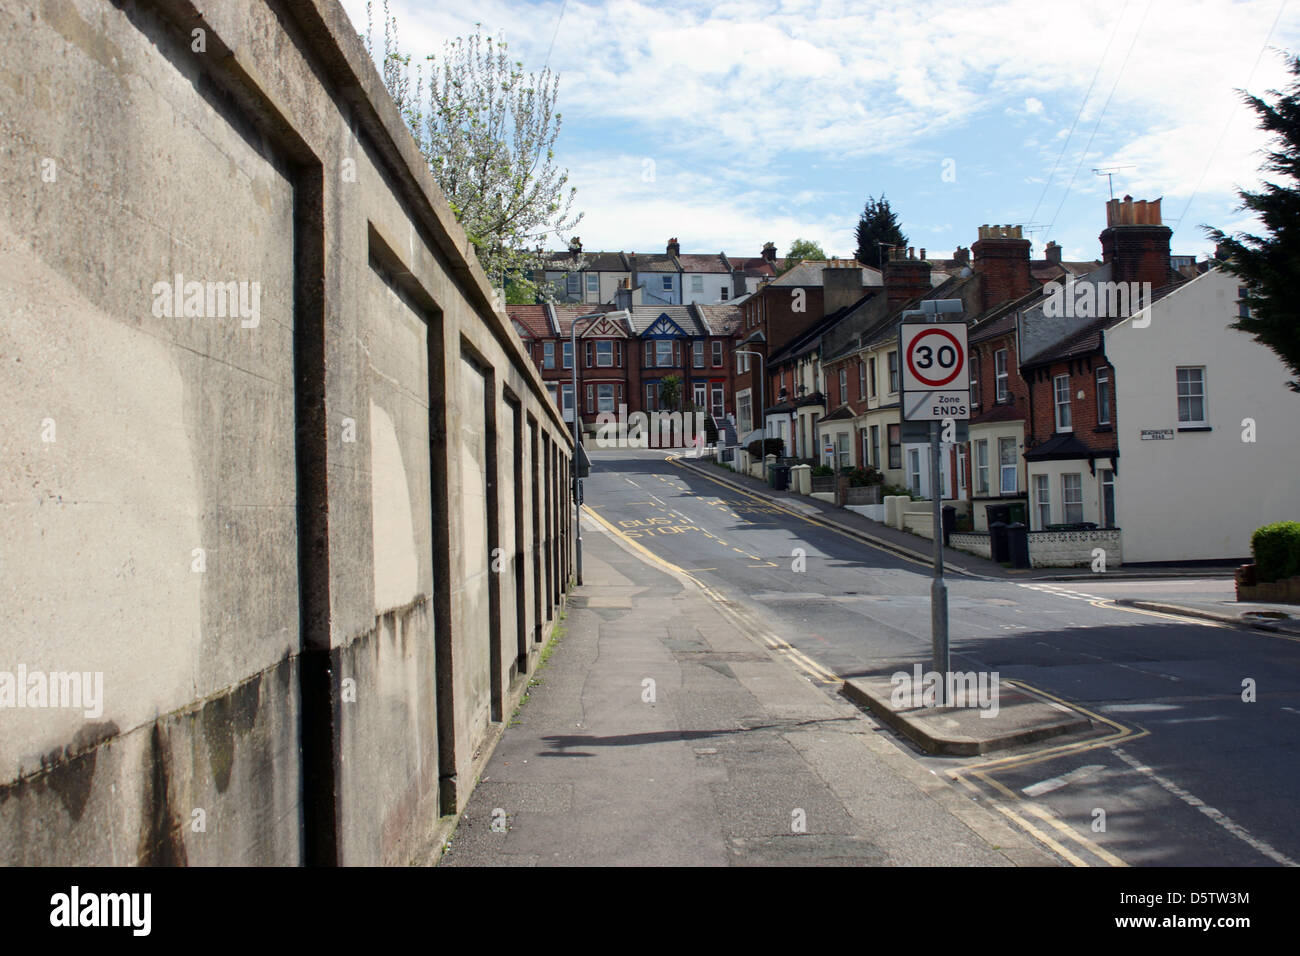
950;532;992;559
845;485;881;505
1237;575;1300;604
1028;529;1123;568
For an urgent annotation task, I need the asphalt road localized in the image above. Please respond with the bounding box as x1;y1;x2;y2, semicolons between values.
582;447;1300;867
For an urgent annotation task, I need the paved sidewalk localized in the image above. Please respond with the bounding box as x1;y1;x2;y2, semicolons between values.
438;516;1057;866
672;454;1240;583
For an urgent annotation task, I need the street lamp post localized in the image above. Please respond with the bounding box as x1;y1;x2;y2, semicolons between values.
571;312;605;586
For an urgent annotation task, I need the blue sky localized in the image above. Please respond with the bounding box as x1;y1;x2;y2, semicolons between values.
341;0;1300;264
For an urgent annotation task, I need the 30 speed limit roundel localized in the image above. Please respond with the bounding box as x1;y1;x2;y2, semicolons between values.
904;326;965;388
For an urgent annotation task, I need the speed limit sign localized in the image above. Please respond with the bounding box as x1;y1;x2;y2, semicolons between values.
900;322;969;421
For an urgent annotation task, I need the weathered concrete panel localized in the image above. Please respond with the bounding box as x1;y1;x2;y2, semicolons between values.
1;0;574;865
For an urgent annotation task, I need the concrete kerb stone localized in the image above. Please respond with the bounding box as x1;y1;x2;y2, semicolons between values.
1115;599;1300;636
839;678;1093;757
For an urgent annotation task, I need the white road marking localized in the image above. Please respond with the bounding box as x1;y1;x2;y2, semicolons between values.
1022;764;1106;797
1112;747;1298;867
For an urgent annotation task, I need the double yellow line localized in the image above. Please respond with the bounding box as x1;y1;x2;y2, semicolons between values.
949;681;1146;867
583;505;841;686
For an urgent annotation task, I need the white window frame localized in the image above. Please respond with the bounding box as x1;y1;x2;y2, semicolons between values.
869;357;877;398
998;436;1017;494
691;275;704;294
596;340;613;367
1096;366;1111;425
656;339;673;368
712;341;723;367
1176;366;1207;426
995;349;1009;403
1100;469;1116;528
598;384;615;413
1053;374;1072;431
585;384;594;414
737;391;753;435
693;340;704;368
586;273;599;295
975;440;989;495
858;361;866;401
1034;474;1050;529
661;275;673;292
1062;473;1083;524
562;340;573;370
839;369;848;404
908;448;922;495
711;383;725;418
888;351;899;393
543;341;555;370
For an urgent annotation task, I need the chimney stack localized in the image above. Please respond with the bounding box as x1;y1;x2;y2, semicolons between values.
667;237;680;257
628;252;639;293
883;246;932;308
822;260;865;317
1044;240;1062;265
972;224;1032;312
761;241;777;264
616;277;633;310
1099;195;1172;288
569;236;582;257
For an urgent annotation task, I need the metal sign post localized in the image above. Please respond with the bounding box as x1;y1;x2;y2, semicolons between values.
899;301;967;705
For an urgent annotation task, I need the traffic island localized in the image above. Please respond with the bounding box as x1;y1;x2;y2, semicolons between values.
840;676;1093;756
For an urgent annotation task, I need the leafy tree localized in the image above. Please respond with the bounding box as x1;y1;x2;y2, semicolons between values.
658;374;682;411
366;4;582;304
1206;54;1300;393
780;238;827;274
855;195;908;269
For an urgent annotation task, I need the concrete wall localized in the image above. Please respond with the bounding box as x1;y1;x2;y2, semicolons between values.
0;0;573;865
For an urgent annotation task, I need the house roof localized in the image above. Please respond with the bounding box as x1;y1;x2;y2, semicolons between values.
970;402;1025;425
628;253;680;273
696;304;742;336
507;304;556;338
818;404;855;423
769;260;883;288
728;256;786;277
541;251;629;273
550;303;619;336
675;254;730;274
1024;432;1116;461
623;304;708;336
